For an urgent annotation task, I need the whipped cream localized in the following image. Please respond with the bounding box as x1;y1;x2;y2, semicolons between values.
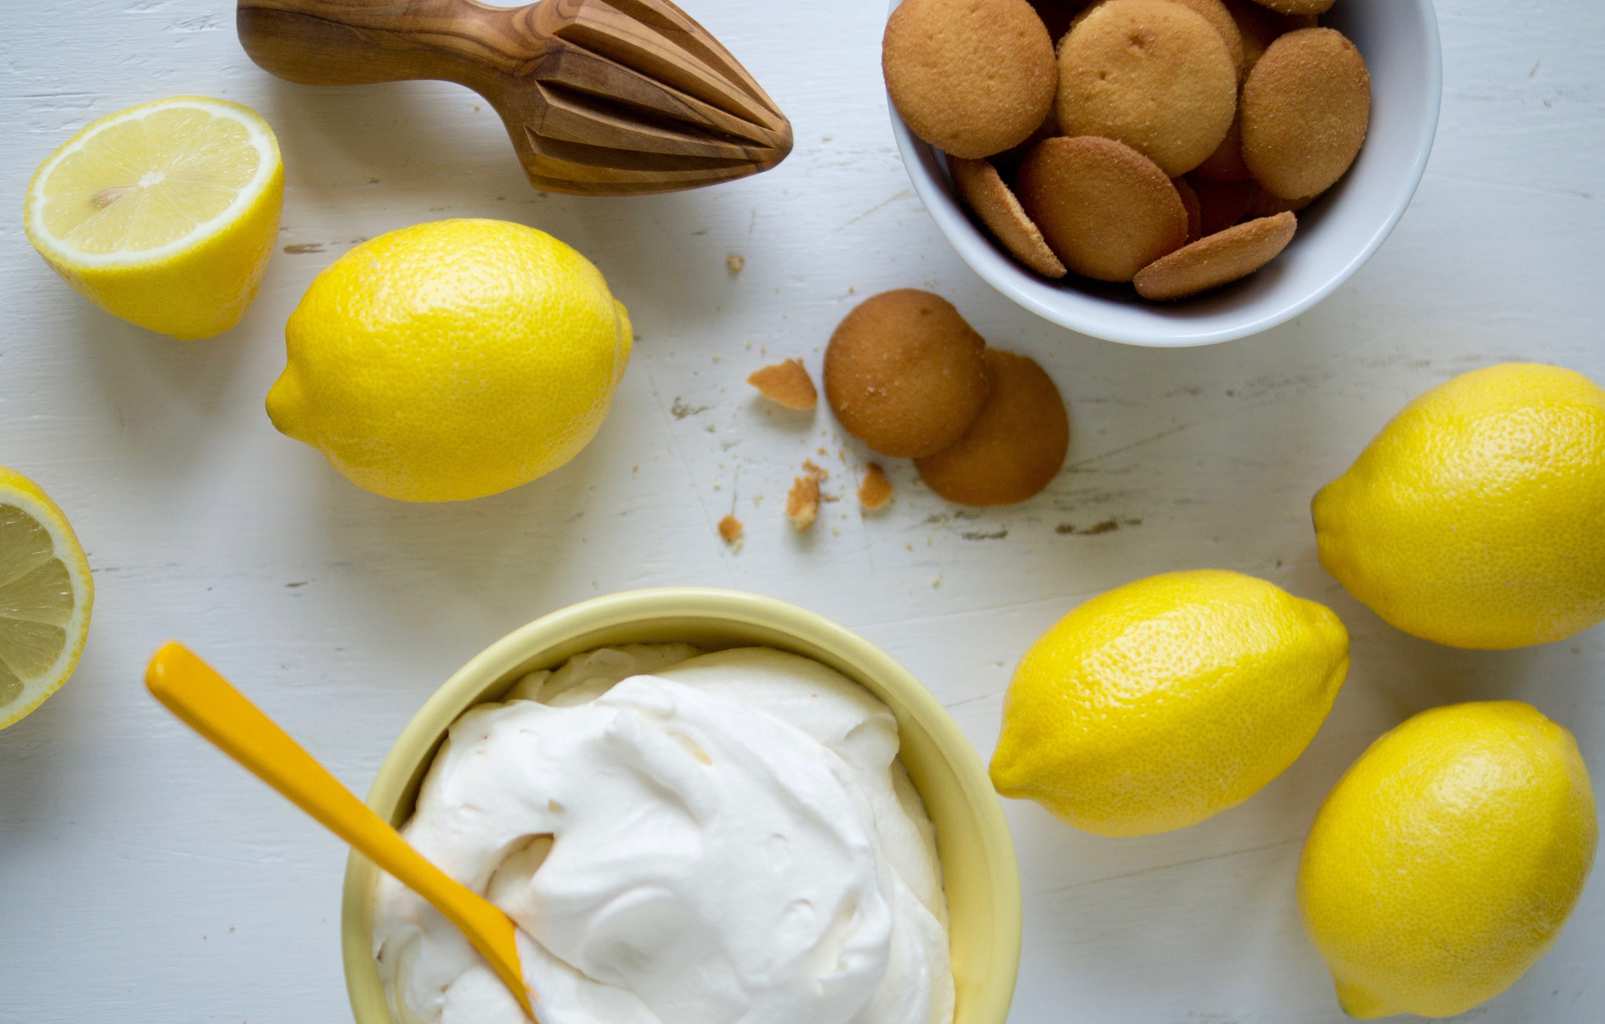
373;645;954;1024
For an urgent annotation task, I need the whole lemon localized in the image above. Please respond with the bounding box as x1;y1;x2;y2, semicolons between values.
1314;363;1605;649
267;219;632;502
1299;701;1597;1019
990;570;1350;837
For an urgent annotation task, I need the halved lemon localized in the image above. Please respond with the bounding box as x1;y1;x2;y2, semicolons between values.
23;96;284;340
0;468;93;730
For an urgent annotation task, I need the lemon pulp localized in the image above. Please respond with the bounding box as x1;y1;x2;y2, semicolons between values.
35;104;265;258
0;471;92;729
23;96;284;339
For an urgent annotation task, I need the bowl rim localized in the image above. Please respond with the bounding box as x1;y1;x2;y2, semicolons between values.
885;0;1444;348
339;586;1023;1023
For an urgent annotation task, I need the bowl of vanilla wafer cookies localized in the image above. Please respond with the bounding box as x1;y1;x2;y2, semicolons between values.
884;0;1441;346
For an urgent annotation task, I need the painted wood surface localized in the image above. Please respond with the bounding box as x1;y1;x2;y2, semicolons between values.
2;1;1602;1021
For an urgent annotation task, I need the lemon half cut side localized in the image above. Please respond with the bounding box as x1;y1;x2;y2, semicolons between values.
0;468;93;730
23;95;284;340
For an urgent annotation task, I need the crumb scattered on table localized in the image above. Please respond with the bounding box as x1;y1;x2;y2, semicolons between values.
859;463;894;512
747;359;817;411
726;253;746;275
801;458;829;480
786;474;821;532
1057;519;1121;536
671;397;709;420
718;515;744;549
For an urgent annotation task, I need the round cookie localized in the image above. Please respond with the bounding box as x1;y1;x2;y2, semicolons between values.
1193;114;1251;182
989;110;1064;177
1190;177;1257;235
950;157;1068;278
916;349;1069;506
1174;177;1204;240
1016;136;1189;282
1190;177;1259;234
1133;211;1297;300
824;289;991;459
1073;0;1245;75
1177;0;1248;77
884;0;1058;159
1241;28;1371;199
1226;0;1311;69
1245;0;1331;15
1055;0;1238;176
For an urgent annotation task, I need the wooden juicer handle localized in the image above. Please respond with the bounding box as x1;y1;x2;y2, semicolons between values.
237;0;538;87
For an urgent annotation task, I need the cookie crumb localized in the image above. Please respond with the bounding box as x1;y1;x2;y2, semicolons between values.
786;475;821;532
726;253;746;275
747;359;818;411
671;397;709;420
802;459;830;481
718;515;744;549
859;464;894;512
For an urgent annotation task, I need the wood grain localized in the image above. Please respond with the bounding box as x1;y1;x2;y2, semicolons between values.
237;0;792;194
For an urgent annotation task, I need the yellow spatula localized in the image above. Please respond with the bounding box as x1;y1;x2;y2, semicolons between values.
145;642;537;1021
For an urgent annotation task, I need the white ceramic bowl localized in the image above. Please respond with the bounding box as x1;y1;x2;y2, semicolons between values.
887;0;1442;347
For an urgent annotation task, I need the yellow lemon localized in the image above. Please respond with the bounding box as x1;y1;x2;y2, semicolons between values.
0;468;93;730
991;570;1349;837
23;96;283;340
266;219;633;503
1299;701;1597;1019
1314;363;1605;649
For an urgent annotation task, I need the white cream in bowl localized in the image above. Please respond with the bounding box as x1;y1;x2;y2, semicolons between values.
373;645;953;1024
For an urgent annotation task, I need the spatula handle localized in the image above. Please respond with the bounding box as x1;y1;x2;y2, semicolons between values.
236;0;545;87
145;642;537;1021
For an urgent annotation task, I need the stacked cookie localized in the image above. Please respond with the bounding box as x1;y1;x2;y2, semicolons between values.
884;0;1370;301
825;290;1070;506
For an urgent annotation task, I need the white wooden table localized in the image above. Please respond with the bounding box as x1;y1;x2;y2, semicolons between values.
4;2;1602;1021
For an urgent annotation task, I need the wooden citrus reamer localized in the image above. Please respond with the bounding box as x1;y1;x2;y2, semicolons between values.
236;0;793;194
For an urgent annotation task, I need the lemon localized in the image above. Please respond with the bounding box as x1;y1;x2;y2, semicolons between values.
991;570;1349;837
23;96;284;340
266;219;632;503
1299;701;1596;1019
0;468;93;730
1314;363;1605;650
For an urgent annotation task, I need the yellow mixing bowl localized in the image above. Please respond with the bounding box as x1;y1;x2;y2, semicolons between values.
340;588;1022;1023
